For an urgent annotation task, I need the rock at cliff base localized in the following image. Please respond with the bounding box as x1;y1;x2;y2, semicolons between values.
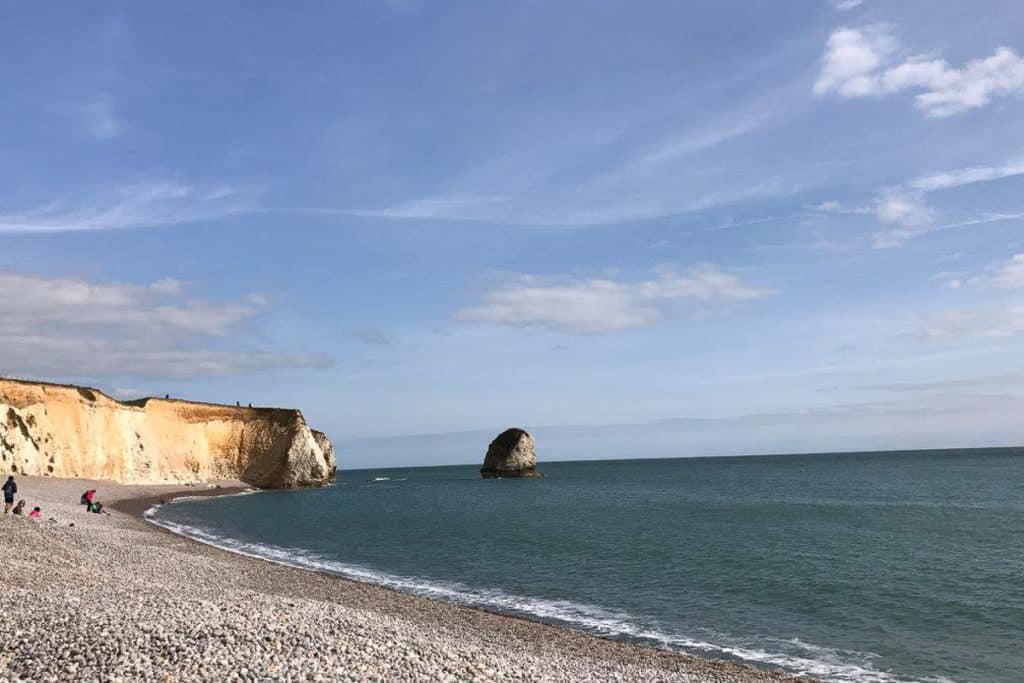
312;430;337;480
480;428;540;478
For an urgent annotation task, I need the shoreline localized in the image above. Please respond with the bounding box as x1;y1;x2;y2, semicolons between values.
1;476;810;682
108;482;254;518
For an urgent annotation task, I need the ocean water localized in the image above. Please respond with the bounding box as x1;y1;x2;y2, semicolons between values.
149;449;1024;683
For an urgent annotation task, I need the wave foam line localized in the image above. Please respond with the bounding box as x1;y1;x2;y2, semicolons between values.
143;513;950;683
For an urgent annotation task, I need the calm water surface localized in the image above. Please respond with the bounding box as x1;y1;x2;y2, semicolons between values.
151;449;1024;683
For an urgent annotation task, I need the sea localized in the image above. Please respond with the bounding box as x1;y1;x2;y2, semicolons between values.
148;448;1023;683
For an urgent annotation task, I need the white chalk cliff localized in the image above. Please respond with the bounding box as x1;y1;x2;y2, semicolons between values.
0;378;336;488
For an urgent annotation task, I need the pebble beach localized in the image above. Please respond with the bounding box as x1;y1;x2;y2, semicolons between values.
0;477;808;682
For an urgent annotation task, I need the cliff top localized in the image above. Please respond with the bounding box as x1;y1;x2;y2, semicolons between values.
0;376;301;421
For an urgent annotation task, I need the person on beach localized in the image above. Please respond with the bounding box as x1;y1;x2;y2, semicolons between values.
81;489;96;507
29;507;41;519
3;476;16;513
12;500;25;515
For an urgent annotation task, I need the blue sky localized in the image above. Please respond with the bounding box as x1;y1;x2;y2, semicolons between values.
3;1;1024;467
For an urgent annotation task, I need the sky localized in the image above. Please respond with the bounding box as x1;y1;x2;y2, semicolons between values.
2;1;1024;467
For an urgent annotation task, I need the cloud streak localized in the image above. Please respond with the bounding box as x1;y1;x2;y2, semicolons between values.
0;183;246;233
455;265;775;333
343;98;789;228
909;160;1024;192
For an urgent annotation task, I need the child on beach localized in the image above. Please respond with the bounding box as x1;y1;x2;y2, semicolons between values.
12;500;25;515
29;507;41;519
3;476;16;513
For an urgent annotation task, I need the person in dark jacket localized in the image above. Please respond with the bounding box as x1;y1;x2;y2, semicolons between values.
3;476;16;514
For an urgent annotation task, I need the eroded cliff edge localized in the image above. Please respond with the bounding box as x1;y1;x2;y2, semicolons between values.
0;378;336;488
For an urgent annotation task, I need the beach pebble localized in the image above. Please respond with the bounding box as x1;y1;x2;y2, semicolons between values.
0;476;806;683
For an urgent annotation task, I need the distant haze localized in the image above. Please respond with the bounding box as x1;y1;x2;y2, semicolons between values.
340;395;1024;469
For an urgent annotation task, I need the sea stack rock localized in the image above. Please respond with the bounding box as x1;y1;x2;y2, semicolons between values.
480;428;540;478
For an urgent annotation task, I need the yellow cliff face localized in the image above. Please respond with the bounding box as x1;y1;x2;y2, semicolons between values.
0;378;336;488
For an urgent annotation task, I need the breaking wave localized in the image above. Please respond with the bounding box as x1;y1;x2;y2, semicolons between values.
143;506;938;683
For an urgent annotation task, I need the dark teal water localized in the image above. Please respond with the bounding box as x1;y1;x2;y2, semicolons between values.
150;449;1024;682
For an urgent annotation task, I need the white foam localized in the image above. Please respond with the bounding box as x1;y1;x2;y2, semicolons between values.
144;511;955;683
167;489;260;504
142;489;260;518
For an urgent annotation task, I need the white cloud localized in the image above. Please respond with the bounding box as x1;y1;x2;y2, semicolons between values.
454;265;775;333
988;253;1024;289
909;159;1024;192
815;28;1024;117
886;48;1024;118
872;191;934;248
813;26;897;98
831;0;864;10
0;271;329;379
0;182;246;233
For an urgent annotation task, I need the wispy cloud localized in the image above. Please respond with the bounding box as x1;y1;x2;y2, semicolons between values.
343;97;791;228
81;94;121;140
830;0;864;10
815;26;1024;117
347;329;394;346
857;373;1024;393
454;265;776;333
0;182;247;233
913;306;1024;340
909;160;1024;192
347;196;508;221
0;271;329;378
